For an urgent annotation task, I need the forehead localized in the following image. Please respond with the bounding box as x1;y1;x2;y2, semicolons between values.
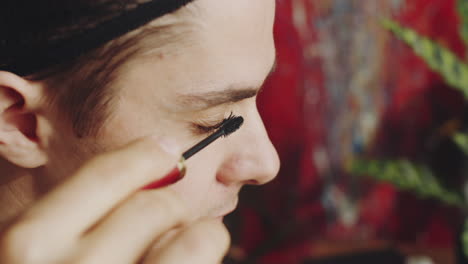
118;0;276;110
192;0;277;83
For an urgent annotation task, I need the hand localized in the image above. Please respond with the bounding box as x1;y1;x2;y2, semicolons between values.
0;137;230;264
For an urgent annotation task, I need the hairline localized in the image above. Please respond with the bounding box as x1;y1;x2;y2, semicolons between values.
32;9;198;138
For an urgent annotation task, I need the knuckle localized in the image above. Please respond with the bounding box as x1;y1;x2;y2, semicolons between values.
149;190;189;222
0;223;44;263
208;222;231;251
181;222;231;256
87;150;160;185
80;141;178;190
180;230;209;255
130;191;154;207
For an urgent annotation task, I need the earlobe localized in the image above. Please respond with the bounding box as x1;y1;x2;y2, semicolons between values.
0;71;48;168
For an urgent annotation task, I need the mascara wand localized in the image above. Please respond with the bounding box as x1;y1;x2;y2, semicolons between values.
183;116;244;160
142;116;244;190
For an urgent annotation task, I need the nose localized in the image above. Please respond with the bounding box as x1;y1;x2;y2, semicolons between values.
216;110;280;186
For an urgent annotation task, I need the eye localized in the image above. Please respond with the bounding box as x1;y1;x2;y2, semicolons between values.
192;112;237;135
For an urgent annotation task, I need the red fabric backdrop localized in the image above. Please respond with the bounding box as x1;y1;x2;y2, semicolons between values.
227;0;467;263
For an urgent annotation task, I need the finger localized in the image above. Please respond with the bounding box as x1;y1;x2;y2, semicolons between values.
75;189;188;264
144;220;231;264
16;136;181;244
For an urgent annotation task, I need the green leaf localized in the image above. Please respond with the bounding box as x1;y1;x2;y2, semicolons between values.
457;0;468;49
348;158;465;207
382;19;468;98
463;219;468;258
454;133;468;155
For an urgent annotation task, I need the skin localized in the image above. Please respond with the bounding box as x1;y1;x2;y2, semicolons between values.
0;0;279;262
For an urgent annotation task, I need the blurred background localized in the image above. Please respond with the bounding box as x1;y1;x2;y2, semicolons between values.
224;0;468;263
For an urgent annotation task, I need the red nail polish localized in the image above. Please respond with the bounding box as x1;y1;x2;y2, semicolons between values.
142;158;186;190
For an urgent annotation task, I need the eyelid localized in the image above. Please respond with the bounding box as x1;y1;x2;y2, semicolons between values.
191;112;236;134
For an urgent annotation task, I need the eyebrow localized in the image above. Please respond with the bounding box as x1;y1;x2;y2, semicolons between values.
175;59;278;111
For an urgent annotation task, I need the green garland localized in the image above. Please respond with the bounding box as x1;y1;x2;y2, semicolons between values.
454;133;468;155
381;19;468;97
349;159;465;207
464;219;468;258
457;0;468;49
354;10;468;258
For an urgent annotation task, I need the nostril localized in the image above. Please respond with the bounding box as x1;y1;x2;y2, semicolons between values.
245;179;259;185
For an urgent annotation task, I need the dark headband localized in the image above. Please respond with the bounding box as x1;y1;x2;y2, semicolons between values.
1;0;195;76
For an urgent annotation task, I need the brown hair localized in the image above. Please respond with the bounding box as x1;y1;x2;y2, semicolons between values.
30;24;175;138
1;1;195;138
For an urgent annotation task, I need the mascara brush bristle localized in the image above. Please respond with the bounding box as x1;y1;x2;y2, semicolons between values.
182;115;244;160
222;116;244;137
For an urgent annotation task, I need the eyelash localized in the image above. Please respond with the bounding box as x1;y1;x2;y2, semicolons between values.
192;112;237;134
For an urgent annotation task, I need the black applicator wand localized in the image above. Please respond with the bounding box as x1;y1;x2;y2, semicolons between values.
183;116;244;160
143;116;244;190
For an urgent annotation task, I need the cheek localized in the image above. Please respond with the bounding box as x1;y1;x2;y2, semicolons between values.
168;142;227;217
42;132;102;191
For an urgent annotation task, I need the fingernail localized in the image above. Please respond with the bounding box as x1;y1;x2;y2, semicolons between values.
142;158;186;190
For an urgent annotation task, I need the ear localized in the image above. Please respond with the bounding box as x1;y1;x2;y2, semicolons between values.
0;71;48;168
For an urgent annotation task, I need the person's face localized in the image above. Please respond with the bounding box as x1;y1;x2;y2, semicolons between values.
50;0;280;221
